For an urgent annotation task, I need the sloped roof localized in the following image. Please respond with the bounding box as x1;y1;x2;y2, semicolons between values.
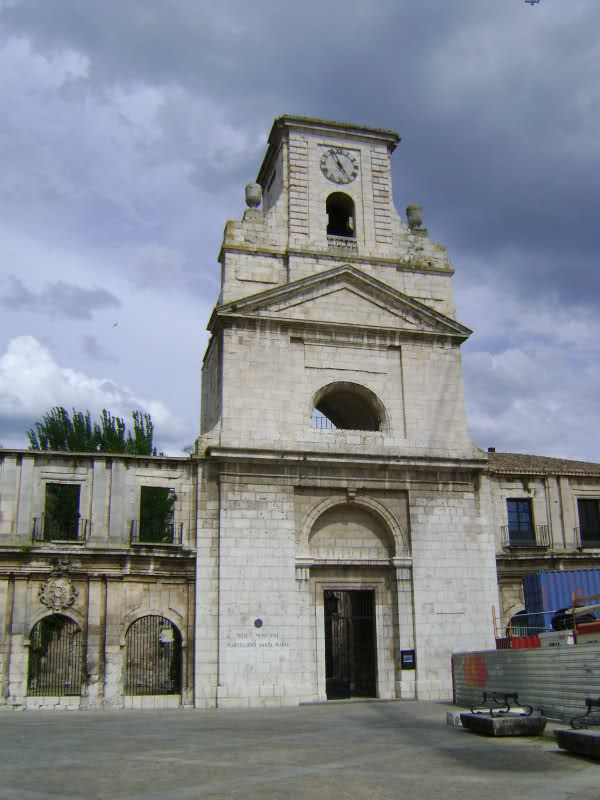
489;451;600;477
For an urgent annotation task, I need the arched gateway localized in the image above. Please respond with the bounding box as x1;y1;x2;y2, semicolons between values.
28;614;83;697
302;498;405;701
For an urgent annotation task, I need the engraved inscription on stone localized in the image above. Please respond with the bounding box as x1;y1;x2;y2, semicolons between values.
226;632;289;649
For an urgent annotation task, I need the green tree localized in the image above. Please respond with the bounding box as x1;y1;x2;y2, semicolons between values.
27;407;159;455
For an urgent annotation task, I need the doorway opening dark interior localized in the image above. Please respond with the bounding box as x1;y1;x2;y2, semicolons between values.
324;589;376;700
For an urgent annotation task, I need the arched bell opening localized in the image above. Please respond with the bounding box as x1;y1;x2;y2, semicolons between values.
326;192;355;238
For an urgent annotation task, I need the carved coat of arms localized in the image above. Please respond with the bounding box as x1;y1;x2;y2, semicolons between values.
39;562;79;612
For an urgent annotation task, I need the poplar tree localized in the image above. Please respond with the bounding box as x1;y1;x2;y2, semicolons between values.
27;407;158;455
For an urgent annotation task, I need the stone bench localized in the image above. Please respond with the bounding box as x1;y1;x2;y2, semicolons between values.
570;696;600;729
555;729;600;759
460;713;547;737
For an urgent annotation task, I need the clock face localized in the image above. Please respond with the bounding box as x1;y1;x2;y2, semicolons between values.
320;148;359;185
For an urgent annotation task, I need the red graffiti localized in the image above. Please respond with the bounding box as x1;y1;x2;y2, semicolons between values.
463;654;488;687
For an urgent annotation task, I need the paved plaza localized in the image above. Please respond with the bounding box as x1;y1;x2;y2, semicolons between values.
0;701;597;799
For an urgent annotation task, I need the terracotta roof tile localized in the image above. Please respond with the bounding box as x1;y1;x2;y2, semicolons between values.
488;451;600;476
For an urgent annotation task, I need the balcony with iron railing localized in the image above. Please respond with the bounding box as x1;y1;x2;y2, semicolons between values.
574;527;600;549
130;519;183;546
327;235;358;254
500;523;550;550
32;514;88;544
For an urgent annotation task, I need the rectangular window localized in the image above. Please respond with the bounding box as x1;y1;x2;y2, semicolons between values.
139;487;176;544
577;499;600;548
506;498;534;544
44;483;81;541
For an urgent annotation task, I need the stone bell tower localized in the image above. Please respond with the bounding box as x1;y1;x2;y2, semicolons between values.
195;116;498;709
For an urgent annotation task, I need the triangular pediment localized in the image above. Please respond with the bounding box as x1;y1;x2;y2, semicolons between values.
212;266;471;339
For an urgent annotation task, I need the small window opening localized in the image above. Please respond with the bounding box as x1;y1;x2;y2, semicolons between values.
44;483;81;541
326;192;355;238
139;487;176;544
312;382;384;432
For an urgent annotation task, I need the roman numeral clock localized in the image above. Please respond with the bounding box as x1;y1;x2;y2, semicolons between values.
320;148;359;185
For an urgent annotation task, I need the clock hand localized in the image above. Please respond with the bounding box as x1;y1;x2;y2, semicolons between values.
333;153;349;178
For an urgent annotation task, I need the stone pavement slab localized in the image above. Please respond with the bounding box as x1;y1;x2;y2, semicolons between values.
0;701;598;800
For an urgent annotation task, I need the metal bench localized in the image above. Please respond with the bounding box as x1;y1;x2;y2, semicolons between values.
470;691;533;717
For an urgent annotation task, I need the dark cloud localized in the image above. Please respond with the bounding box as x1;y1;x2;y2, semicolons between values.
4;0;596;308
0;0;598;457
0;276;120;319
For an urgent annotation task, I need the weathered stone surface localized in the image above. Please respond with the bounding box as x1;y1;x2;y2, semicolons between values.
460;713;547;737
4;115;599;713
555;729;600;759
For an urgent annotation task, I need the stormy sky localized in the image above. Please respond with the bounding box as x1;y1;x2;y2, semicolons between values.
0;0;598;459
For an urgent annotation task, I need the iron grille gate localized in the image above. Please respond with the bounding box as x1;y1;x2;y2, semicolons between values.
125;615;182;695
324;590;376;700
28;614;83;696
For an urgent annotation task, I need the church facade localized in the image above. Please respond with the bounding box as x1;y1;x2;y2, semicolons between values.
1;116;599;710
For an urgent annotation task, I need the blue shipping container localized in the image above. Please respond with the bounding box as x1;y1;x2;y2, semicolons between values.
523;569;600;632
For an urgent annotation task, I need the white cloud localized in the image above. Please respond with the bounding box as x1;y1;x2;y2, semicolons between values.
0;336;185;451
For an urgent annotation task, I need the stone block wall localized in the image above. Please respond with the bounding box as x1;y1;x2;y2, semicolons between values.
215;320;475;459
409;472;498;700
214;474;298;708
0;452;195;548
1;572;193;710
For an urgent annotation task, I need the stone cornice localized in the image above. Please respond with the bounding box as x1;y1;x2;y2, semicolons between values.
212;313;470;345
218;242;454;277
257;115;401;184
205;445;488;473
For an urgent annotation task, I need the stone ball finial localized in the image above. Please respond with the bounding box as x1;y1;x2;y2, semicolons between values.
406;203;423;230
245;182;262;208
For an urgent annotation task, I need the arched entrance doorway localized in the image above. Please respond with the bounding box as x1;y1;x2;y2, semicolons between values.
306;500;399;701
124;615;182;696
28;614;83;696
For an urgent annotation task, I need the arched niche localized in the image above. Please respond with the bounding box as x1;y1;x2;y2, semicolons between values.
299;495;408;561
309;505;393;561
